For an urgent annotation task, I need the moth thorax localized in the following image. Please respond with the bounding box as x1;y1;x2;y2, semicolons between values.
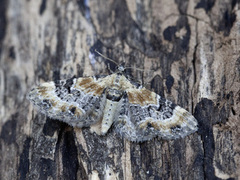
106;88;123;101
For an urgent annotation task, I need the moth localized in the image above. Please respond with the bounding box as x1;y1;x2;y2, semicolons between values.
28;60;198;142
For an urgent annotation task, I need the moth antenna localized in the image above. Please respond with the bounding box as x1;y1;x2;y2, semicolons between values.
107;63;114;74
95;49;119;66
95;49;144;73
125;66;144;72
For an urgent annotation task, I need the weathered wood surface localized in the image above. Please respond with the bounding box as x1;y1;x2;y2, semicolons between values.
0;0;239;179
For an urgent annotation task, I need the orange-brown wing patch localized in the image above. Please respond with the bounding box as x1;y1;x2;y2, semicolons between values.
139;118;167;130
74;77;105;96
35;82;55;97
127;88;158;106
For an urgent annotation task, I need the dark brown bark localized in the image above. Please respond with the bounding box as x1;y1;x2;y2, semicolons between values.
0;0;239;179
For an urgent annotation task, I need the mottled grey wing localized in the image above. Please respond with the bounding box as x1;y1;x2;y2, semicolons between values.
28;76;107;127
114;91;198;142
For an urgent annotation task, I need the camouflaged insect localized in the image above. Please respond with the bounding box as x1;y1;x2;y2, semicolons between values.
27;65;198;142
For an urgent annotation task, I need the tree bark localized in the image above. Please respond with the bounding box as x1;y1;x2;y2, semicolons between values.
0;0;239;179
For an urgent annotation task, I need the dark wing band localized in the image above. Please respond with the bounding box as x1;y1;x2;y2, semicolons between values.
27;76;106;127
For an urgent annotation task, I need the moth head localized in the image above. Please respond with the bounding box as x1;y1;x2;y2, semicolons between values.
116;63;126;73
